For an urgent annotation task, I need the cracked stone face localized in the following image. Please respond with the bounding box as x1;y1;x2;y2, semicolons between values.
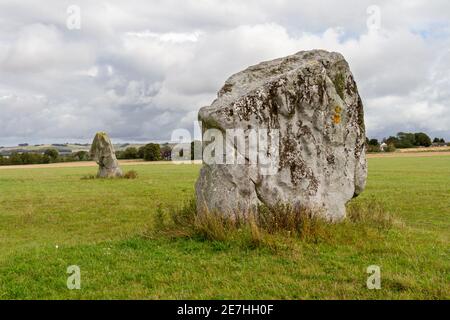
89;132;123;178
195;50;367;221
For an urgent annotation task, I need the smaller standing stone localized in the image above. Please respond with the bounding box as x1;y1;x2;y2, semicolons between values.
89;132;123;178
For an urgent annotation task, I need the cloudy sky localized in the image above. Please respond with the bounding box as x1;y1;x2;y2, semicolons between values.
0;0;449;145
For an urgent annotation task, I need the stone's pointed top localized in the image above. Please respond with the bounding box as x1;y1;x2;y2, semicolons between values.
90;132;114;159
96;131;108;137
196;50;367;221
216;50;348;100
89;132;122;178
92;131;109;141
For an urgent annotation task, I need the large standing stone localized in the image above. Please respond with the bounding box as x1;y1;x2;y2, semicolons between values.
89;132;123;178
195;50;367;221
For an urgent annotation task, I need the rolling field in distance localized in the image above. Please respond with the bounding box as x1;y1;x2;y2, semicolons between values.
0;156;448;299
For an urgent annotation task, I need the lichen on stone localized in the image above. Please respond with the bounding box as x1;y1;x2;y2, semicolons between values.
333;73;346;100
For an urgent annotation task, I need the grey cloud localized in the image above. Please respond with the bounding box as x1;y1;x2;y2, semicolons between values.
0;0;449;145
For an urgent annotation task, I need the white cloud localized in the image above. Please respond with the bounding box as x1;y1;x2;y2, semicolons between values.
125;30;204;43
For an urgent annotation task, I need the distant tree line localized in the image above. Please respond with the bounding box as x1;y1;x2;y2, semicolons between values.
2;132;445;165
0;149;91;166
0;142;200;166
116;141;202;161
366;132;448;153
116;143;164;161
432;137;446;144
386;132;432;148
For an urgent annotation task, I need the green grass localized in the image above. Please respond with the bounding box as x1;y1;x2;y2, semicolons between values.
0;157;449;299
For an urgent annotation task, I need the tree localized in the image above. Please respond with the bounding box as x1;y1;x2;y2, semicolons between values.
42;154;51;164
160;144;172;161
73;151;89;161
20;153;33;164
366;138;380;152
137;146;145;159
385;136;399;146
142;143;161;161
9;153;22;165
433;137;440;143
44;149;59;161
396;132;415;148
385;132;433;149
123;147;139;159
368;138;379;146
20;152;43;164
414;132;431;147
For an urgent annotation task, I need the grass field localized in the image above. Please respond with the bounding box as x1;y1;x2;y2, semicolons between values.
0;156;449;299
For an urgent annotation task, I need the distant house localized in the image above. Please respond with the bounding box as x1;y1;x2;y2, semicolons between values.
380;142;388;152
18;143;29;147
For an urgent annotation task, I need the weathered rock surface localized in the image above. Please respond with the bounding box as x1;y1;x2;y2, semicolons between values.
195;50;367;221
89;132;123;178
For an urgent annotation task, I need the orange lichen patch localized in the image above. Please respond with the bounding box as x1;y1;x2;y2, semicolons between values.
332;105;343;124
333;114;341;124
